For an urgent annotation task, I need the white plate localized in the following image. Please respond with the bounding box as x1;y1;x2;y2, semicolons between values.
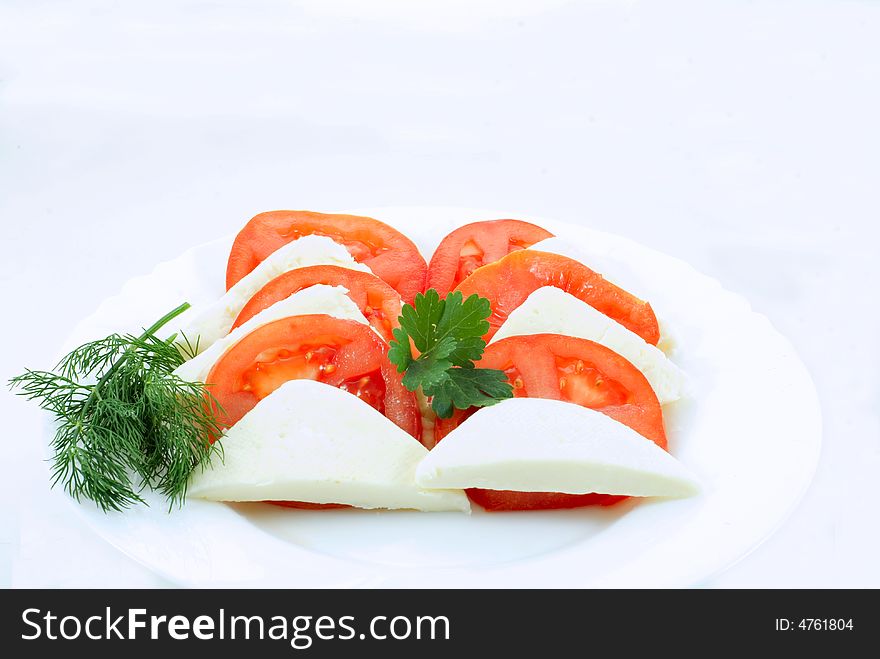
52;207;821;587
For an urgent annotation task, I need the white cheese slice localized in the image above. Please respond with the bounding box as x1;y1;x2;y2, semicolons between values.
173;284;370;384
416;397;698;498
188;379;470;512
490;287;683;404
178;235;371;354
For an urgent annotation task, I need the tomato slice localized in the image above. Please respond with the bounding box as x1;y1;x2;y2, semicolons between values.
226;211;427;303
433;334;666;511
231;265;402;343
206;314;421;439
454;250;660;345
466;490;623;510
426;219;554;293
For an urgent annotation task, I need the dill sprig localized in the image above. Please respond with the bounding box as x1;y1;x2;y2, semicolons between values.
9;303;224;512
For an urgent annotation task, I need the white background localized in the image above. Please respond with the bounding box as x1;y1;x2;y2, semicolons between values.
1;0;878;587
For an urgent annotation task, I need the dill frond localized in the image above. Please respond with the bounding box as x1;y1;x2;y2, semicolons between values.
9;302;224;512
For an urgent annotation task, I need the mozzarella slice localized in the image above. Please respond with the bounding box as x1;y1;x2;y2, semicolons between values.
490;287;683;404
178;235;371;354
416;398;698;498
188;379;470;512
173;284;370;383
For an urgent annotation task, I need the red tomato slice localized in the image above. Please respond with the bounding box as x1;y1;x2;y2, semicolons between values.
454;250;660;345
206;314;421;440
426;219;554;293
466;490;623;510
433;334;666;511
231;265;402;343
226;211;427;304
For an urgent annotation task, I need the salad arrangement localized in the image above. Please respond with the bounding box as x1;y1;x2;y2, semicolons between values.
11;211;697;514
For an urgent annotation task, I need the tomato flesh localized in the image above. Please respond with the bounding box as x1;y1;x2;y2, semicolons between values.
426;219;554;293
225;211;427;303
206;314;420;439
556;356;632;408
467;490;624;511
232;265;402;343
454;249;660;345
455;240;486;285
433;334;665;511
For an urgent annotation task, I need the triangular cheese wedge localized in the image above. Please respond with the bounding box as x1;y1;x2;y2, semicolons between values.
491;286;683;404
188;379;470;512
173;284;371;383
177;235;371;354
416;398;699;498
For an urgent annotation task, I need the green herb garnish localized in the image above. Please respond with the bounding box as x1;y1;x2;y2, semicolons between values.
388;289;514;418
9;303;223;512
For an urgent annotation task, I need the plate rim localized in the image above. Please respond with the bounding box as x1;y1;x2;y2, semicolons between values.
47;206;823;588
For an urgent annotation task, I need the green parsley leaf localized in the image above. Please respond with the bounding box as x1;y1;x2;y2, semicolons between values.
427;366;514;419
398;289;445;353
387;326;414;372
401;355;452;392
434;291;491;364
388;289;514;419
